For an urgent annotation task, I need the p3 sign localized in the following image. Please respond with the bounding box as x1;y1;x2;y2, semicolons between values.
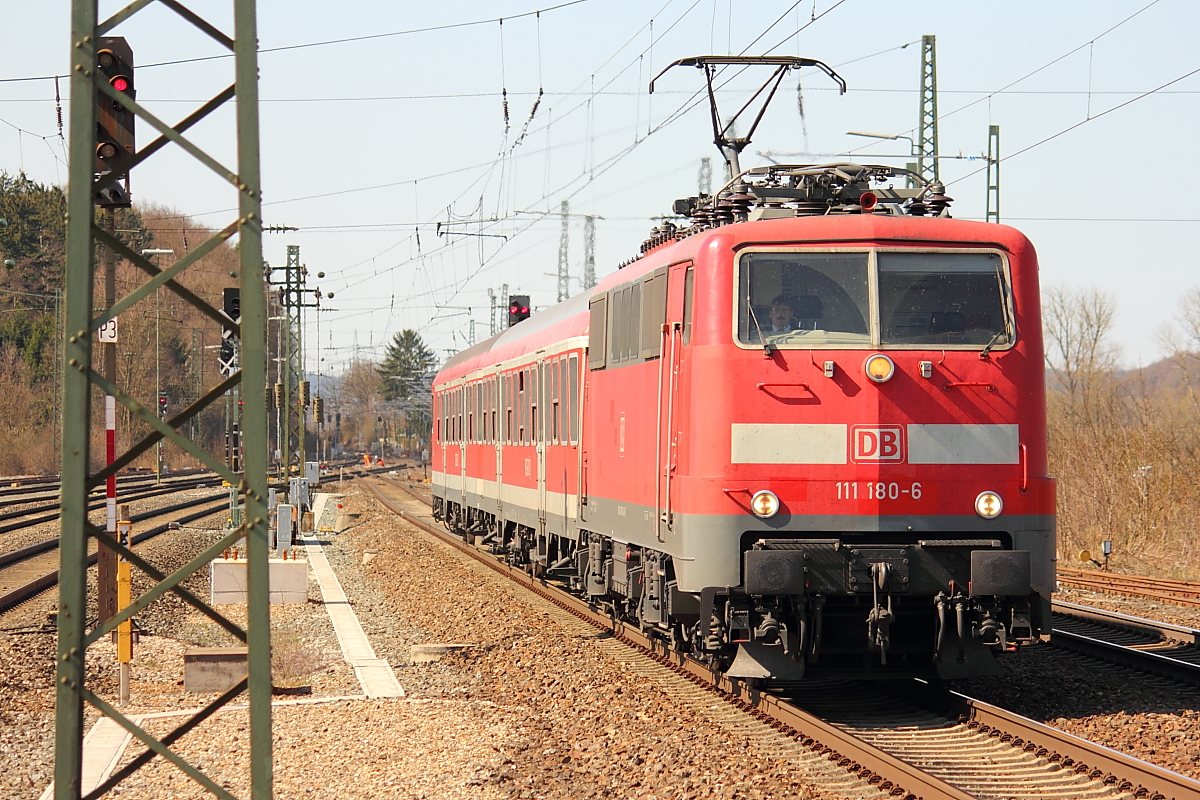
97;318;119;343
851;425;904;462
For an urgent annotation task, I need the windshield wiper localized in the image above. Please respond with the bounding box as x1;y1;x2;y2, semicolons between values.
747;300;770;353
980;328;1006;360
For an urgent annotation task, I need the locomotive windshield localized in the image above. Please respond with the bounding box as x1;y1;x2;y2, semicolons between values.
736;250;1012;349
878;252;1010;347
736;253;871;346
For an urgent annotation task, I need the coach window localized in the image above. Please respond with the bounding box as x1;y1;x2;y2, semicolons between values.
568;354;580;444
550;358;560;445
559;358;568;444
531;365;540;444
503;375;511;445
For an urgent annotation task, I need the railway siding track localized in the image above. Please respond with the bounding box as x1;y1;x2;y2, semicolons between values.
365;477;1200;800
0;495;230;614
1058;568;1200;608
1052;599;1200;683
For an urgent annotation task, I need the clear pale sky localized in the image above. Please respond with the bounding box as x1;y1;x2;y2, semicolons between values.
4;1;1196;373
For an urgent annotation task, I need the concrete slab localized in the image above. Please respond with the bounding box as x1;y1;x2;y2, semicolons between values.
302;536;404;699
209;558;308;604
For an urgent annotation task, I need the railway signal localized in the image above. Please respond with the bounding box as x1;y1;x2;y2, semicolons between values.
221;287;241;337
95;37;135;208
508;295;531;326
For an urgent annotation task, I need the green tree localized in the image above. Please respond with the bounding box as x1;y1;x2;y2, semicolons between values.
377;329;436;402
376;330;437;446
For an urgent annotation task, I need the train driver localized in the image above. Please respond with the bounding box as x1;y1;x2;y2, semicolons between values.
768;295;795;333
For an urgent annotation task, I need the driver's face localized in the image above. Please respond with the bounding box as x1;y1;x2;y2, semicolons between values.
770;304;791;329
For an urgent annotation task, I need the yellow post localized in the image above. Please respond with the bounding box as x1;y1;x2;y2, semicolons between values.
117;516;133;705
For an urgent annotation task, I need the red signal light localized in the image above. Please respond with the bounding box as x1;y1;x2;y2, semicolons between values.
521;306;529;313
111;76;130;92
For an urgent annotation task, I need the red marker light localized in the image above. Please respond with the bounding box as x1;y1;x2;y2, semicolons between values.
111;76;130;92
521;306;529;313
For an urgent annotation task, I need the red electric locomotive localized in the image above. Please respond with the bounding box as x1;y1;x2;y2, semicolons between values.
432;57;1054;681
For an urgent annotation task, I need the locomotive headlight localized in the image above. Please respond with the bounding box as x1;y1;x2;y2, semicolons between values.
975;490;1003;519
750;490;780;519
864;354;895;383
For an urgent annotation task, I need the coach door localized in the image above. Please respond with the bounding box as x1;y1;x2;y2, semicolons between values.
536;360;548;533
457;385;467;506
657;262;692;540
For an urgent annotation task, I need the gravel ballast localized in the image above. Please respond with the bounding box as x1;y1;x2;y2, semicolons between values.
10;476;1200;798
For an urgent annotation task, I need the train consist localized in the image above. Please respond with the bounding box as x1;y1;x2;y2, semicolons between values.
431;56;1054;681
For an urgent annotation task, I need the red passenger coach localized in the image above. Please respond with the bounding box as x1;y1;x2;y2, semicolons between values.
432;159;1055;682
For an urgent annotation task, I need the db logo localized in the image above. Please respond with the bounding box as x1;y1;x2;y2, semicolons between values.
851;426;905;462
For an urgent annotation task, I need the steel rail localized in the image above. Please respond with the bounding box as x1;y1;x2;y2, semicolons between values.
365;478;974;800
0;497;230;614
377;477;1200;800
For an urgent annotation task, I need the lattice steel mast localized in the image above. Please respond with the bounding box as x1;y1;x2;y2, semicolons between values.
557;200;570;303
986;124;1001;223
582;216;596;291
57;2;272;797
268;245;321;477
918;35;939;184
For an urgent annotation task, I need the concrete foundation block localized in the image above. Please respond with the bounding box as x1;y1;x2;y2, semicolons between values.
210;558;309;604
184;647;248;693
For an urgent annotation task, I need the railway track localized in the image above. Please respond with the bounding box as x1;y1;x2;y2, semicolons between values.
0;476;224;535
364;476;1200;800
0;491;230;614
0;468;209;502
1052;599;1200;684
1057;568;1200;608
0;464;395;616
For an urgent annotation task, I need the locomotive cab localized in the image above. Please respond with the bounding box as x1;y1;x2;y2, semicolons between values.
670;218;1054;681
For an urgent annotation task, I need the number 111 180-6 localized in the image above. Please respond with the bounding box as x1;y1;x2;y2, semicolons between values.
835;481;923;501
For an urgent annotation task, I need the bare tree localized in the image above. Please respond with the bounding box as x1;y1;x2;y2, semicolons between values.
1043;285;1118;411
